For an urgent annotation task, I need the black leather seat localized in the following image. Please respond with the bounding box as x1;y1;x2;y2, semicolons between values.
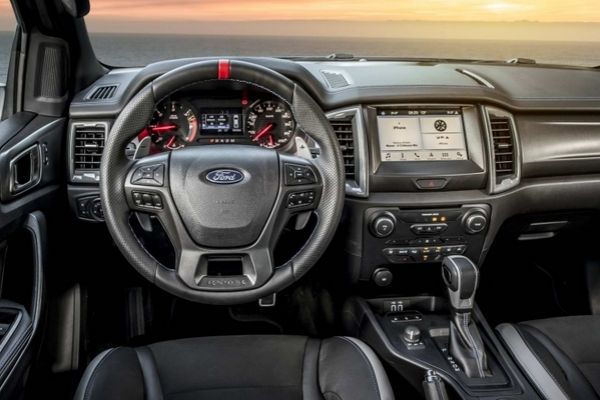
74;335;394;400
497;316;600;400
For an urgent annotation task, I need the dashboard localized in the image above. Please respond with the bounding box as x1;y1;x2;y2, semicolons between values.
130;87;299;159
65;56;600;287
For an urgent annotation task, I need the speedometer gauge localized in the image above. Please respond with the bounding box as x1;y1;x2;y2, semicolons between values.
247;100;295;149
149;100;198;150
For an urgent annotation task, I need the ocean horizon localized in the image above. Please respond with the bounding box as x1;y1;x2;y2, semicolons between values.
1;31;599;84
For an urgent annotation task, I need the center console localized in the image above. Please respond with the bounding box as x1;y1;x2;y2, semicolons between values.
342;103;497;285
340;104;532;397
342;257;540;400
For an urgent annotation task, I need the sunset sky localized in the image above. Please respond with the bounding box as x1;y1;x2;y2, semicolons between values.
83;0;600;23
1;0;600;41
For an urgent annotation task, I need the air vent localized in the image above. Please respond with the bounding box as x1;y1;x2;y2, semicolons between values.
490;116;514;176
330;118;356;181
486;107;520;193
72;123;106;170
321;70;350;89
86;84;117;100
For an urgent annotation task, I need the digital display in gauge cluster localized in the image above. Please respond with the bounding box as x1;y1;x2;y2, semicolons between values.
199;109;243;135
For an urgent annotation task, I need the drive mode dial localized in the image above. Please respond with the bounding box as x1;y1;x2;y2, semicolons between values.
370;212;397;238
463;210;488;234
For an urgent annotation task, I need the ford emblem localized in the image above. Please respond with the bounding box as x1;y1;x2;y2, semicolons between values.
205;169;244;184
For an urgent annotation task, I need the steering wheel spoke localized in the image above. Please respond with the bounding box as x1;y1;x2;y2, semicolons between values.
174;243;275;291
277;154;323;213
124;153;171;214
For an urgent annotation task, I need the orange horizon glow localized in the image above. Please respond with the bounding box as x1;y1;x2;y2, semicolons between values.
2;0;600;24
86;0;600;23
2;0;600;42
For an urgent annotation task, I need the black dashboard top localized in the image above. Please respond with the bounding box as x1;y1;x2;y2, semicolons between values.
69;57;600;118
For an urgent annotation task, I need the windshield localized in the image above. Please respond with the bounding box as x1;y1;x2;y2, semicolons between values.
29;1;600;67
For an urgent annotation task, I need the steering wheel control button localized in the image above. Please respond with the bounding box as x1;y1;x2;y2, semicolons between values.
131;164;165;186
372;268;393;287
151;194;163;208
410;223;448;235
133;192;142;206
132;191;163;210
285;164;317;186
370;213;397;238
287;191;316;208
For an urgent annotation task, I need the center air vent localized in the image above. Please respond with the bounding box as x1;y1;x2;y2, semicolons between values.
72;122;108;181
330;118;356;181
327;107;368;197
490;116;514;176
86;84;118;101
486;107;520;193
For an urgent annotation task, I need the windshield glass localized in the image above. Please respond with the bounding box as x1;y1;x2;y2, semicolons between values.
65;1;600;67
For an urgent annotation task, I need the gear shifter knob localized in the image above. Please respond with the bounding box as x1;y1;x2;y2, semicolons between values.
441;255;479;312
442;255;491;378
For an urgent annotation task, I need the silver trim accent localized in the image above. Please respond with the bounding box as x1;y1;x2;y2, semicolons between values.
539;121;600;126
497;324;570;400
327;106;369;198
443;255;479;311
456;69;495;89
484;106;521;194
68;121;109;184
9;144;42;196
339;337;395;400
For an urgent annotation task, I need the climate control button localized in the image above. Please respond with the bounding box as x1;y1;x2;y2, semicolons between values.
410;223;448;235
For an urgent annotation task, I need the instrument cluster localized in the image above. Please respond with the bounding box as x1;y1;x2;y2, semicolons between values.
131;88;297;158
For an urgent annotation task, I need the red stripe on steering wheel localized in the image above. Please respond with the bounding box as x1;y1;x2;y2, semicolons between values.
218;59;231;80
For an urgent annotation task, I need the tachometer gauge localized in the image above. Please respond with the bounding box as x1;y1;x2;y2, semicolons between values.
247;100;295;149
149;101;198;150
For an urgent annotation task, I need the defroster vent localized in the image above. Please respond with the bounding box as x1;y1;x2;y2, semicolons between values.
86;85;118;100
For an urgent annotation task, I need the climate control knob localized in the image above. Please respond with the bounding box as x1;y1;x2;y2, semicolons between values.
370;213;396;238
463;211;488;234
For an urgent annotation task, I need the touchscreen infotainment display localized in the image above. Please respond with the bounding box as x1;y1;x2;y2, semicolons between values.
377;108;468;162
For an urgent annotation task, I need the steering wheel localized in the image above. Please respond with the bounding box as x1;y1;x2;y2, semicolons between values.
100;60;345;305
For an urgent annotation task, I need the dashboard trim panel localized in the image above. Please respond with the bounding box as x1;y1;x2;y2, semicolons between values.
483;106;521;194
326;106;369;198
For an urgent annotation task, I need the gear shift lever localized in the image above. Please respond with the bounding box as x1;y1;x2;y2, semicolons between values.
442;255;491;378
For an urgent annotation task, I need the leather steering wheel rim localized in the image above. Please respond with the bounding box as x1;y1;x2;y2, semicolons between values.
100;60;345;305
